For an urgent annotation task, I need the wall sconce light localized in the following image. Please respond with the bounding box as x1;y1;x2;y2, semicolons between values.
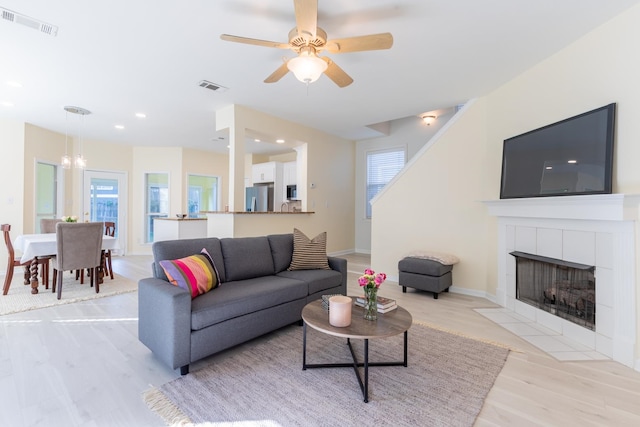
421;115;436;125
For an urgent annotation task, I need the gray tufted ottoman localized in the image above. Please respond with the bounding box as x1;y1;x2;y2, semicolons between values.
398;255;456;299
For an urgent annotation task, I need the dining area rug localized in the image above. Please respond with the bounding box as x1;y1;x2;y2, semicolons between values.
0;270;137;315
143;322;510;426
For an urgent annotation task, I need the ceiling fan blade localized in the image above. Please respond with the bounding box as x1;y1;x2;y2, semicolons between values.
220;34;290;49
264;61;290;83
294;0;318;39
325;32;393;53
321;57;353;88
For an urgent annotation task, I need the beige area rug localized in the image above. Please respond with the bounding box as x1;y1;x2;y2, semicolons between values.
0;270;137;315
144;322;509;427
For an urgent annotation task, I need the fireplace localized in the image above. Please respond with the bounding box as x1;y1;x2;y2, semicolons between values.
483;194;639;369
511;251;595;331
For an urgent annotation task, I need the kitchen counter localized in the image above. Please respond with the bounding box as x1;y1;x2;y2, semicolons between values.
203;211;316;238
153;217;208;241
201;211;314;215
155;217;208;220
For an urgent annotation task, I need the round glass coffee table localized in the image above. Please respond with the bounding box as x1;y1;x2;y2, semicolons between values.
301;297;413;403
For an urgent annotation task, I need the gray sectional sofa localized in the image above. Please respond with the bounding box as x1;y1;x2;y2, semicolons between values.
138;233;347;374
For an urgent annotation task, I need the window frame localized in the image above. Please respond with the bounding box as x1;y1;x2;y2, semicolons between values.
186;173;220;217
144;172;169;243
365;147;407;219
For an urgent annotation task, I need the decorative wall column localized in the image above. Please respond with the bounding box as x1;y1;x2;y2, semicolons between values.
216;105;245;212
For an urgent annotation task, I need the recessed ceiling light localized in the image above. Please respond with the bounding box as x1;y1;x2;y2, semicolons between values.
6;81;22;88
254;139;261;142
226;145;230;149
135;113;146;118
567;160;577;164
276;139;285;144
114;125;125;130
1;101;14;107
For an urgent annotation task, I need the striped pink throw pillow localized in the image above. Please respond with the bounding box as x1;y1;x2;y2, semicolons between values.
159;248;220;298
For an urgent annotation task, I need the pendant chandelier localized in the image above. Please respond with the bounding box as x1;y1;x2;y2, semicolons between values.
61;105;91;169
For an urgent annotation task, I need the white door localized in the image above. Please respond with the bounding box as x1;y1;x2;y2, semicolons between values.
83;170;127;255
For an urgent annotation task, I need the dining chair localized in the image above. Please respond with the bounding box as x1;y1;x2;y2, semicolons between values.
40;218;63;234
76;221;115;282
103;221;116;280
2;224;50;295
51;222;103;300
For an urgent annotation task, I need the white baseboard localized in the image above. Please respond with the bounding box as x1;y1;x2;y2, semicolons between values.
354;248;372;255
449;286;497;304
328;249;356;257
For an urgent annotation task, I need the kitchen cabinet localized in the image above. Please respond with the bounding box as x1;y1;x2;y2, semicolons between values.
283;161;297;185
251;162;284;209
252;161;278;184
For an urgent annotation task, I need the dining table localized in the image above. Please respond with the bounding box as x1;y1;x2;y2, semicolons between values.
14;233;120;294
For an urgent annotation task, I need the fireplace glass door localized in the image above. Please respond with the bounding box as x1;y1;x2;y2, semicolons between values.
512;252;596;330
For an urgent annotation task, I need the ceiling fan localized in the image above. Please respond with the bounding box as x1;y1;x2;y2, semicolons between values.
220;0;393;87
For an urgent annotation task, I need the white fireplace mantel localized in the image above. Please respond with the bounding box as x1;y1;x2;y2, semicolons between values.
483;193;640;222
483;194;639;369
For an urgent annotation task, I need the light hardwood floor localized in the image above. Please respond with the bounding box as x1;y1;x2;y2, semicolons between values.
1;253;639;426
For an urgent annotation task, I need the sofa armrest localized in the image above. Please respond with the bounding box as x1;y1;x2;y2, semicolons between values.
138;277;192;370
328;256;348;295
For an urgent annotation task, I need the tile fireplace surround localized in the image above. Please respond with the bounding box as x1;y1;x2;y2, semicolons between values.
484;194;639;369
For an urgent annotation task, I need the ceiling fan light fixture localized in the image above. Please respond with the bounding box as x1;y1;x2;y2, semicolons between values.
287;50;327;84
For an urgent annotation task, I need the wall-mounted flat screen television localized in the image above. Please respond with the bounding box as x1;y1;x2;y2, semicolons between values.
500;103;616;199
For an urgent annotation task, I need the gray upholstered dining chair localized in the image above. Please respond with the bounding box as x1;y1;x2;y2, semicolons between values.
51;222;104;300
40;218;63;234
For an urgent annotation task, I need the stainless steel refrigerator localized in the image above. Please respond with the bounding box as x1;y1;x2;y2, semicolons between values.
245;183;274;212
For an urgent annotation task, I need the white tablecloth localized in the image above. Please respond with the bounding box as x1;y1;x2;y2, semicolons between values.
14;233;120;263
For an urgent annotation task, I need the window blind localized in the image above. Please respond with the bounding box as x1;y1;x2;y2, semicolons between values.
366;148;405;218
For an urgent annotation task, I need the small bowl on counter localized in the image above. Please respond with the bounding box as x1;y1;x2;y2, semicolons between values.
176;214;187;219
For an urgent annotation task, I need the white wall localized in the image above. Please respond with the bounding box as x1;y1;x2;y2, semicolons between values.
217;105;356;253
372;3;640;360
372;101;489;288
355;110;456;253
4;103;357;262
0;119;25;274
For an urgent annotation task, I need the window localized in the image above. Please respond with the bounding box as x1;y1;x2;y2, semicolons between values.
187;174;219;217
366;148;406;218
145;173;169;243
35;162;62;232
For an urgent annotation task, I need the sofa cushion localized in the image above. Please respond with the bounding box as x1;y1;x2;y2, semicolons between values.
159;248;220;299
277;269;342;295
153;238;226;283
190;276;307;330
268;233;293;273
288;228;330;270
221;237;275;281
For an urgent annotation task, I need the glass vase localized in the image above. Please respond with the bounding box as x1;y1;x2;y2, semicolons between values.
363;286;378;321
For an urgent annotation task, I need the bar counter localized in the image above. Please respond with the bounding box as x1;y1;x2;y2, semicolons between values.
202;211;315;238
154;217;207;241
203;211;315;215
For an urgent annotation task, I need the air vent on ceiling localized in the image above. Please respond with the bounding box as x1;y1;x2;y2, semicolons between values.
1;7;58;36
198;80;228;93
